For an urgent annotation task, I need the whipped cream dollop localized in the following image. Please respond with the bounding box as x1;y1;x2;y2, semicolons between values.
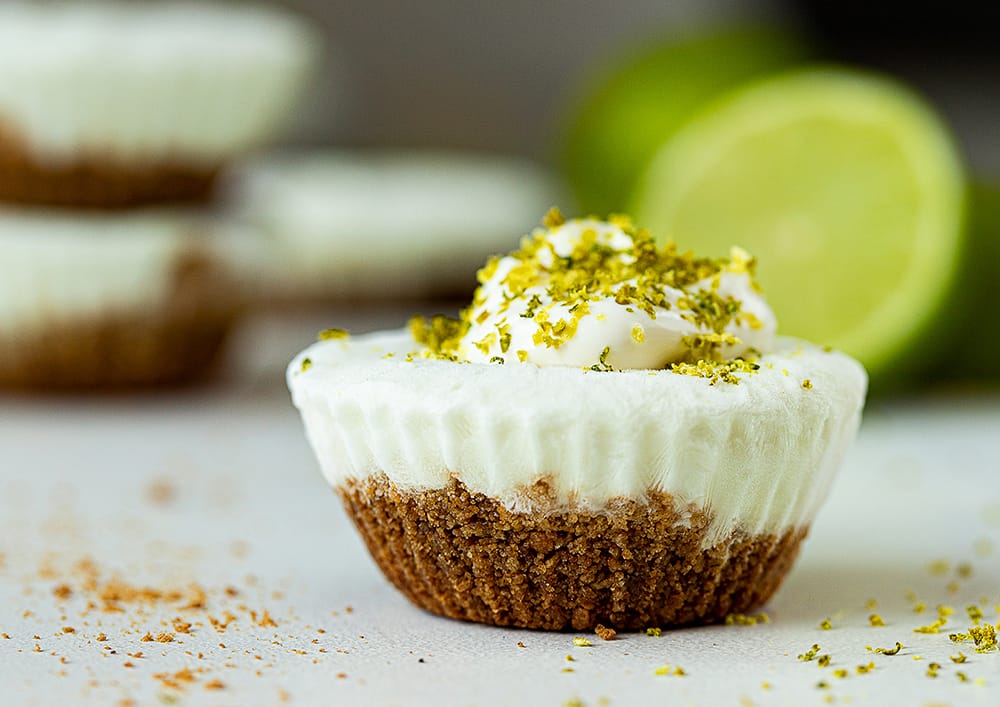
424;212;776;370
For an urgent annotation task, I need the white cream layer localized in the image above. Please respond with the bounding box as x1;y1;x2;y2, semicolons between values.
459;218;777;368
226;150;565;298
0;2;319;164
0;209;261;334
288;330;867;546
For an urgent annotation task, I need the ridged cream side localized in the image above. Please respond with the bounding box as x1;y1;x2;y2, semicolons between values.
288;330;867;546
0;2;319;163
0;209;261;333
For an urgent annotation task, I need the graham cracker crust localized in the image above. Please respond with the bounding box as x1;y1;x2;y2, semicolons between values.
0;254;240;389
0;120;217;208
338;474;807;631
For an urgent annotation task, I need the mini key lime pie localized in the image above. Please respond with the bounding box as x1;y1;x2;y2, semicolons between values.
0;1;318;207
0;208;259;389
288;210;867;630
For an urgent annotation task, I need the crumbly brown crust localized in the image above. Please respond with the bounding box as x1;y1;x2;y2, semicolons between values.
0;120;217;208
0;254;240;389
338;474;807;631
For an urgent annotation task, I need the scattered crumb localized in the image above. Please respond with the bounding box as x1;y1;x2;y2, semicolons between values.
594;624;616;641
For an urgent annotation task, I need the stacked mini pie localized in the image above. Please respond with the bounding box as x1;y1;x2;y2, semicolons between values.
0;1;319;388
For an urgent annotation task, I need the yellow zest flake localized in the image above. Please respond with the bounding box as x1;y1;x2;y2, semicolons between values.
913;618;947;634
299;357;312;373
950;652;967;663
317;328;350;341
927;559;950;576
912;602;927;614
946;580;961;594
865;598;879;611
564;654;575;662
967;605;984;625
761;682;772;690
645;627;662;637
802;379;813;390
856;662;875;674
956;671;969;682
937;604;955;618
516;350;528;363
817;654;831;667
654;663;686;677
572;637;592;647
607;213;635;231
926;662;942;678
868;642;903;656
473;331;497;356
798;644;822;661
869;614;885;627
819;618;832;630
631;324;645;344
832;669;848;679
956;562;974;578
725;612;770;626
542;206;565;229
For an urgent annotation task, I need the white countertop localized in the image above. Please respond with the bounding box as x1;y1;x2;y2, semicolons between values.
2;308;999;706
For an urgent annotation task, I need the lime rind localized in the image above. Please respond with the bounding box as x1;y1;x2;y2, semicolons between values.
558;25;810;214
632;68;966;379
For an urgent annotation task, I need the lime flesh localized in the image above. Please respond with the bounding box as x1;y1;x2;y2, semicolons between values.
559;26;809;215
632;69;966;379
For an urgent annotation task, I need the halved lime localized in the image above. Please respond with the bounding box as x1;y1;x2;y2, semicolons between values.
632;69;967;381
559;26;810;215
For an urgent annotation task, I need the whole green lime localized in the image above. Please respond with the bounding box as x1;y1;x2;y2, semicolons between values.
559;25;810;215
632;69;967;385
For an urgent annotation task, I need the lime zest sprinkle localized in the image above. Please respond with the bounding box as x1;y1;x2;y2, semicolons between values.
317;328;350;341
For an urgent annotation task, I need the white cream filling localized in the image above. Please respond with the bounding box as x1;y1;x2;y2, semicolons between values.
0;209;261;334
288;329;867;546
459;219;777;368
0;2;319;163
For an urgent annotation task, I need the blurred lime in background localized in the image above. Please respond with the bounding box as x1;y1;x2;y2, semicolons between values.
631;69;967;386
559;26;810;214
938;181;1000;384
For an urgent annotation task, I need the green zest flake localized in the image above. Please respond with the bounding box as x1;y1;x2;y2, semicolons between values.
645;627;662;637
299;357;312;372
590;346;613;372
317;328;350;341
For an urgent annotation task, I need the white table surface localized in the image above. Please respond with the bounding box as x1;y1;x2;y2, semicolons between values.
2;308;999;707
